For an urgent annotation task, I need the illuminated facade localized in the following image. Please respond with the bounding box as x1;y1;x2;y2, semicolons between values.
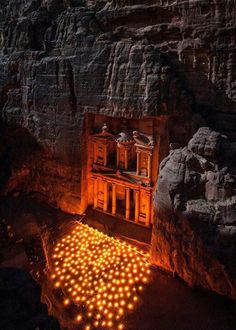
89;121;156;227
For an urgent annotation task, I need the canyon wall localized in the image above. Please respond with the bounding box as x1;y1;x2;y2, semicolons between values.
0;0;235;297
0;0;235;211
151;127;236;299
0;0;194;212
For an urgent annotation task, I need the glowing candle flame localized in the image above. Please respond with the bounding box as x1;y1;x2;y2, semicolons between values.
50;223;151;329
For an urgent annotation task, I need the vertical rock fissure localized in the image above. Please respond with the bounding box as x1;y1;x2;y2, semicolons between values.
66;59;77;117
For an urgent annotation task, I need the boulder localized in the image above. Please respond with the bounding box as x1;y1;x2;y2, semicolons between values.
151;127;236;299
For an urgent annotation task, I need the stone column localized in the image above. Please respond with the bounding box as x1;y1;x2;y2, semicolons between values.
112;184;116;215
145;191;151;226
136;151;140;175
103;181;108;212
116;148;120;167
94;178;98;209
94;142;97;163
104;144;108;167
125;188;130;220
124;149;128;170
147;154;151;178
134;190;140;223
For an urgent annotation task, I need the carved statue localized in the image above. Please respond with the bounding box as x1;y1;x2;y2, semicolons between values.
102;123;108;134
141;156;148;177
97;146;104;164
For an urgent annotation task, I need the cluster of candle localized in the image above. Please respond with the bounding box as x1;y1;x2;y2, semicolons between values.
50;223;151;330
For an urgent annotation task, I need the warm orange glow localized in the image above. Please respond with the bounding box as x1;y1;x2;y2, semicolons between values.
50;223;150;329
76;314;83;322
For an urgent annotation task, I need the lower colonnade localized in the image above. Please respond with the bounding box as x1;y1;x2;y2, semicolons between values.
92;175;152;227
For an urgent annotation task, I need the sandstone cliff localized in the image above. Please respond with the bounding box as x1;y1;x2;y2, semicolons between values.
0;0;235;211
151;127;236;299
0;0;235;298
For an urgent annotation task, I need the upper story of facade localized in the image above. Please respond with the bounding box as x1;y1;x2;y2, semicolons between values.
91;122;155;188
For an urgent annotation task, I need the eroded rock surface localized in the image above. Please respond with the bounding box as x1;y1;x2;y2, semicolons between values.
151;127;236;299
0;0;235;213
0;267;60;330
0;0;235;299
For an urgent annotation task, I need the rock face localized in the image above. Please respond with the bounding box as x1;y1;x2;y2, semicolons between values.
151;127;236;299
0;0;235;213
0;0;235;298
0;267;60;330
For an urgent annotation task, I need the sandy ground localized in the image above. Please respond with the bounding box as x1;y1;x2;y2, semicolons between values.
127;270;236;330
0;195;236;330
